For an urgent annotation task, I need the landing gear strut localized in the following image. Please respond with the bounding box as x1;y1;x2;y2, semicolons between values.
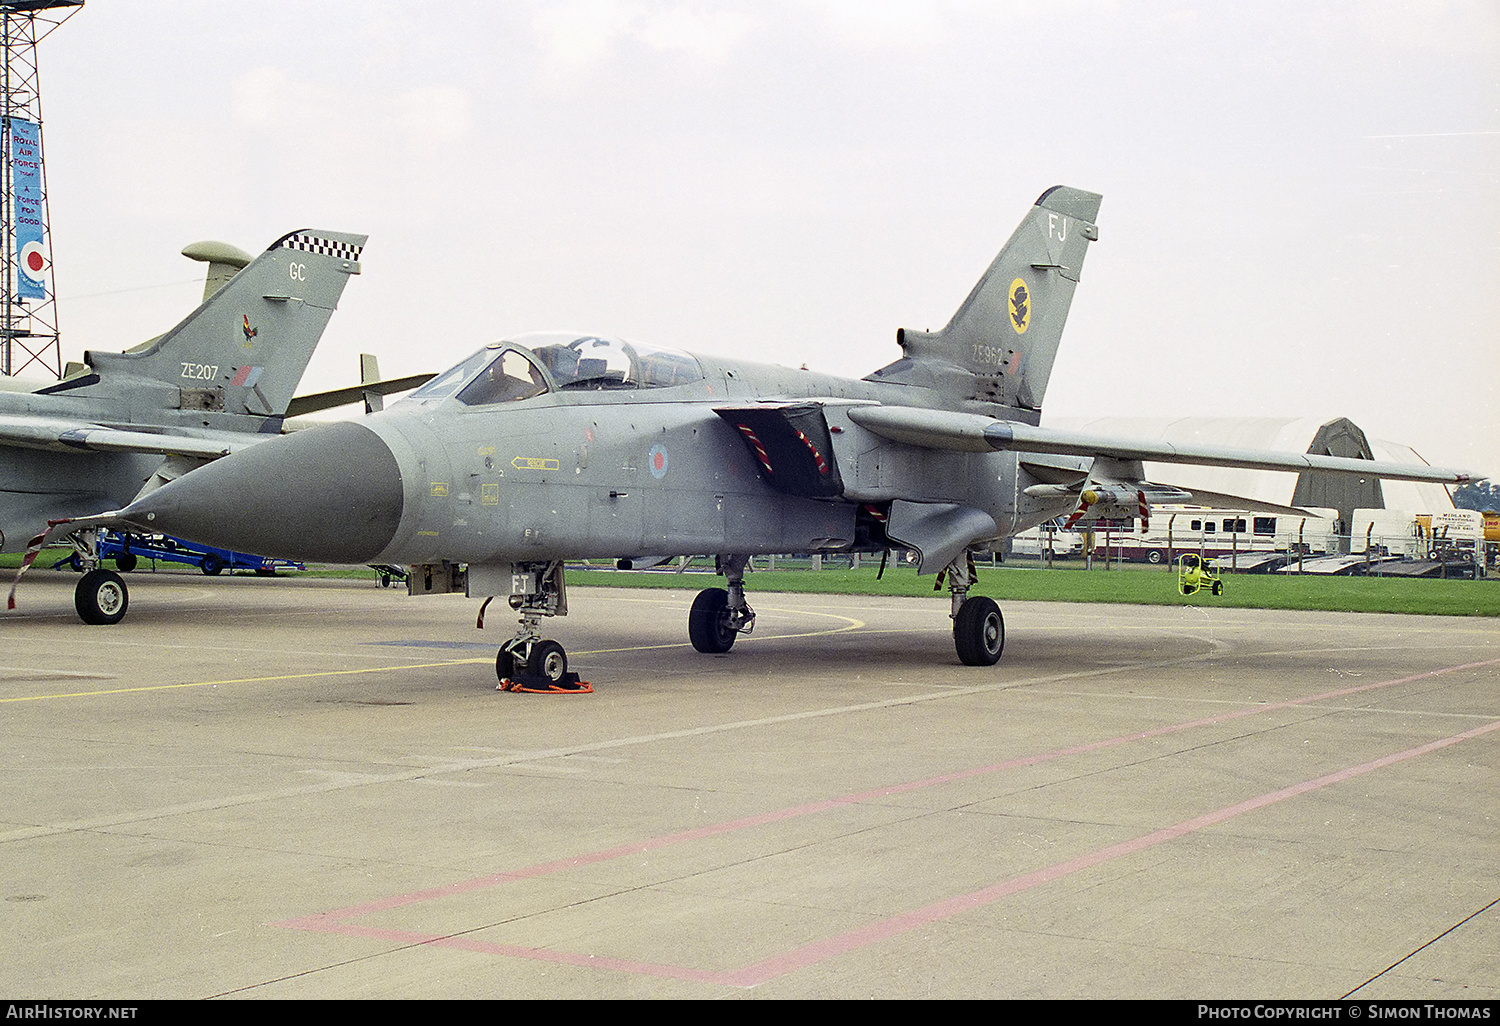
492;561;586;690
689;554;756;654
945;552;1004;666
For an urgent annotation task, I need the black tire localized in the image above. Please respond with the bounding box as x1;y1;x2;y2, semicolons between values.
496;647;517;682
380;575;392;588
201;554;224;576
1212;580;1223;596
953;596;1004;666
527;640;568;683
68;552;84;572
75;569;128;625
115;553;137;573
1146;550;1163;565
254;566;276;576
688;588;736;654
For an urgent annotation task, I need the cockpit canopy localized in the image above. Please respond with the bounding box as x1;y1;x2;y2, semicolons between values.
406;332;705;406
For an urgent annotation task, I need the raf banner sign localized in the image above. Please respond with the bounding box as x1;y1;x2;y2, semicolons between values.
9;118;44;300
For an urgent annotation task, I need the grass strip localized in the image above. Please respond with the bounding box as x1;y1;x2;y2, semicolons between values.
566;566;1500;617
9;550;1495;617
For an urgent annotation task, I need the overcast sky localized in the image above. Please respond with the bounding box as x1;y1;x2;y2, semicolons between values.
29;0;1500;479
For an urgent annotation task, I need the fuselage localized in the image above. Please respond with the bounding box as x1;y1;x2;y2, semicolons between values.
0;388;172;552
117;334;1081;567
0;381;285;552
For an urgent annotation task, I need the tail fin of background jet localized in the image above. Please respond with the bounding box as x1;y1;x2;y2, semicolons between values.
868;186;1100;423
44;229;366;423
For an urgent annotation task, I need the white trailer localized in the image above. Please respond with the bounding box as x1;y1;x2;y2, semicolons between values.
1085;507;1338;565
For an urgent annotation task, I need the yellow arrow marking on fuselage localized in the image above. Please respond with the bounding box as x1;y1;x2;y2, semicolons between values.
511;457;559;471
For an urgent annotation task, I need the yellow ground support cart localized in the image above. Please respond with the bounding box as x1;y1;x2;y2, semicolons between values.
1177;553;1224;596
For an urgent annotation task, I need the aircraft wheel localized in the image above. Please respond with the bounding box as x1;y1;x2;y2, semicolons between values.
496;647;518;682
688;588;736;654
115;553;138;573
527;640;568;683
75;569;128;626
201;555;224;576
953;596;1004;666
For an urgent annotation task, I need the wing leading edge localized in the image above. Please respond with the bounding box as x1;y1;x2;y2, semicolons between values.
0;414;254;459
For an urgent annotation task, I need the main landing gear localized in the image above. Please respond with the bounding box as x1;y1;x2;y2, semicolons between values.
943;553;1004;666
688;554;756;654
492;561;589;691
482;550;1000;685
679;550;1000;665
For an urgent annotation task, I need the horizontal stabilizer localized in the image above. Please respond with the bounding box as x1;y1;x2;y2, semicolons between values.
1149;487;1324;519
285;372;437;418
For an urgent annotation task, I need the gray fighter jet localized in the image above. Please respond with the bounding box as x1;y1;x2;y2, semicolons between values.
101;188;1476;679
0;228;366;622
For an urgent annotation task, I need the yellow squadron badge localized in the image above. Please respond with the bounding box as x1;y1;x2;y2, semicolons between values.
1008;278;1030;334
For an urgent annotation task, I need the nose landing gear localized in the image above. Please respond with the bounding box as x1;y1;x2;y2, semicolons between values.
489;561;592;693
61;528;131;626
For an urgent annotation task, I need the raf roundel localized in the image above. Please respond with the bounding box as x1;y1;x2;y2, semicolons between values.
19;241;46;280
648;444;669;479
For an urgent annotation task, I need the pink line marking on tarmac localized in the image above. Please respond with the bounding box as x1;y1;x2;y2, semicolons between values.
723;715;1500;987
275;655;1500;987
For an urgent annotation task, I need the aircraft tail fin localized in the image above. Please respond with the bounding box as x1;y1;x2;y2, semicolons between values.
57;229;366;422
871;186;1100;419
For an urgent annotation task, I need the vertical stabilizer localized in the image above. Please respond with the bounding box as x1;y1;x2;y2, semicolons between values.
360;353;384;413
879;186;1100;416
68;229;366;421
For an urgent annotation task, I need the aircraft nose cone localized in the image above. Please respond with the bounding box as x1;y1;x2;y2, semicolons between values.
121;421;404;563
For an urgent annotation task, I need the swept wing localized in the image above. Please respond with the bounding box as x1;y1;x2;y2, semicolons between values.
0;414;252;459
844;405;1472;484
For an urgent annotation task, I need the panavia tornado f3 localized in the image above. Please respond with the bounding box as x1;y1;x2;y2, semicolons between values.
0;229;439;626
0;230;364;621
99;187;1477;682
